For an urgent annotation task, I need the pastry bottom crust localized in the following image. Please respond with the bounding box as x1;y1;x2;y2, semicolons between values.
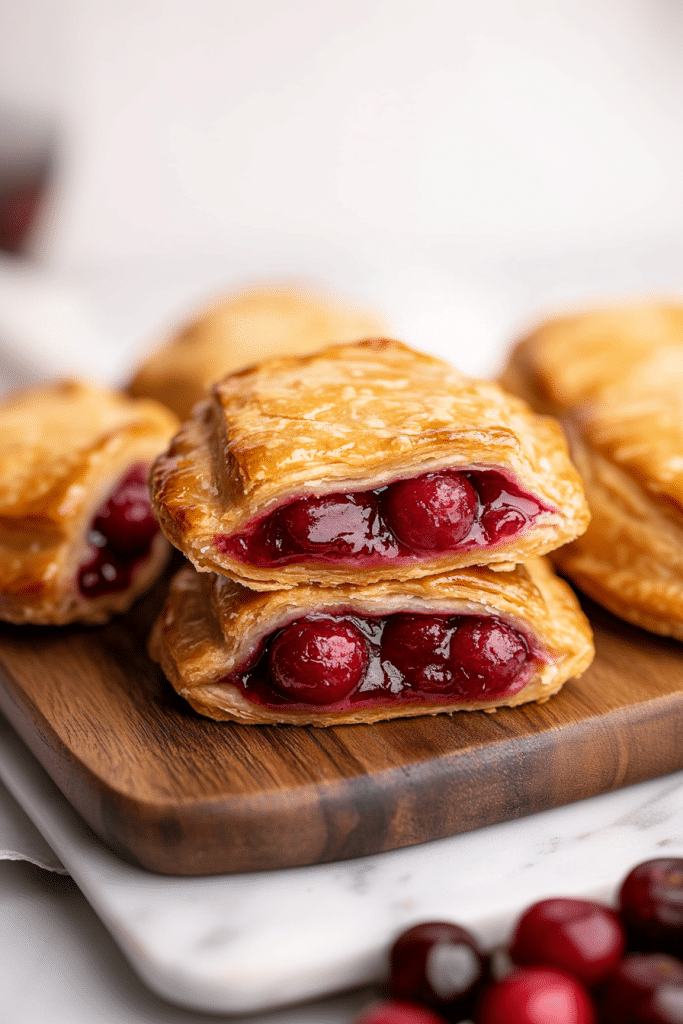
149;558;594;726
0;533;172;626
554;431;683;640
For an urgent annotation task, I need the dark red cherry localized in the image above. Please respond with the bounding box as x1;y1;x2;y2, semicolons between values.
449;617;529;700
475;966;596;1024
599;953;683;1024
78;547;124;597
510;898;625;988
354;1000;449;1024
638;984;683;1023
474;472;542;544
383;471;477;552
268;617;369;704
388;920;489;1019
619;859;683;958
276;492;397;558
381;616;455;693
93;464;158;554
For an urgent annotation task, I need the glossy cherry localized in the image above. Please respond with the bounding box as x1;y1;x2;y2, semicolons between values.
276;492;398;558
599;953;683;1024
383;471;478;552
92;464;159;554
510;897;625;987
268;617;369;704
619;859;683;958
474;966;596;1024
381;616;455;693
388;920;489;1020
354;1000;448;1024
448;617;529;700
78;463;158;598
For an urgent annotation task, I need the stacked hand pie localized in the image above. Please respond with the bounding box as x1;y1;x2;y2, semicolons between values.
148;338;594;725
501;302;683;640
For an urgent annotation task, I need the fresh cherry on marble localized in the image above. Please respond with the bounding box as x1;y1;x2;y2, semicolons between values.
388;920;489;1020
599;953;683;1024
619;859;683;958
474;966;596;1024
268;617;369;704
354;1000;448;1024
509;897;625;988
382;471;478;552
276;492;397;558
448;617;529;700
380;616;455;693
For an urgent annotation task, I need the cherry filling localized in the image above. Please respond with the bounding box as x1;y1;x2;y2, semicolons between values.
222;611;534;711
77;463;159;599
216;469;550;568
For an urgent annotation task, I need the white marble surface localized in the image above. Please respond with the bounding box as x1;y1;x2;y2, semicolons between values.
2;712;683;1019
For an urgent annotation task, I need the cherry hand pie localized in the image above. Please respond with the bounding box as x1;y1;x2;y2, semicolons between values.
149;557;594;726
501;303;683;639
150;339;590;590
127;284;386;419
0;380;178;625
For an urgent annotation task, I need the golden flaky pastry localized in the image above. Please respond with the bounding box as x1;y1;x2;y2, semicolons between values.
150;338;590;590
127;285;387;419
0;380;179;625
501;302;683;639
149;557;594;726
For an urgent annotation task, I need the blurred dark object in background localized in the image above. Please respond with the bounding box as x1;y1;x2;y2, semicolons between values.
0;177;44;254
0;107;54;256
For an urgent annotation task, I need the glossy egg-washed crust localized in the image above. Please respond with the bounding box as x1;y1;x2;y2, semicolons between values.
501;302;683;639
148;557;594;726
127;285;387;419
0;380;179;625
150;339;590;590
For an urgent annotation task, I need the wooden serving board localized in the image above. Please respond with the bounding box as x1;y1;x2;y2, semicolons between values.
0;571;682;876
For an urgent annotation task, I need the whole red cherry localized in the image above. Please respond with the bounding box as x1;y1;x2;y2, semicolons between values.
599;953;683;1024
448;617;529;700
510;897;625;987
619;859;683;958
474;966;596;1024
388;920;489;1019
268;617;368;704
383;471;478;552
380;616;455;693
354;1000;448;1024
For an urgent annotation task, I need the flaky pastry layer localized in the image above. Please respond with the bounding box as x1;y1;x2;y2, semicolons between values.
0;380;179;624
150;338;590;590
502;302;683;638
127;284;386;419
148;557;594;726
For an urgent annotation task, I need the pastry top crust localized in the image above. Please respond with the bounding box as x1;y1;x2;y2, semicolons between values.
502;303;683;516
127;285;386;419
150;338;590;588
0;380;178;623
149;557;594;726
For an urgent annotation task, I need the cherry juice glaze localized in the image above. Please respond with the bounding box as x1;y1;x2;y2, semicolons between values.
215;469;551;568
219;610;540;712
78;463;160;598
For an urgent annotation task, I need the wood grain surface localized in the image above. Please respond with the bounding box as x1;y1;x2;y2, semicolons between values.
0;569;682;876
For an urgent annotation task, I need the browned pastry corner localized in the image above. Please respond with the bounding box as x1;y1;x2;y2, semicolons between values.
149;338;590;590
148;557;594;726
126;284;387;419
501;302;683;639
0;380;179;625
